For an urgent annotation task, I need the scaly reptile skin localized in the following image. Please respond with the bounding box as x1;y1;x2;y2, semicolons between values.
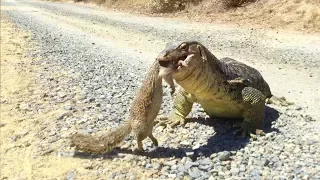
157;41;287;136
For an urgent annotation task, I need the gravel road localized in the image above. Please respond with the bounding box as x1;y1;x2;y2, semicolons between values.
2;0;320;179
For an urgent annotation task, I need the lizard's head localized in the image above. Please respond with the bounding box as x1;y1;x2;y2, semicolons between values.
157;41;207;77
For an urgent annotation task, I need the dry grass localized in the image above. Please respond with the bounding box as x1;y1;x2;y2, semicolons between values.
177;0;320;32
66;0;320;32
227;0;320;31
70;0;257;12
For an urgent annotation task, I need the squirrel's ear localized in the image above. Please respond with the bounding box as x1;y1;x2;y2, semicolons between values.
197;44;207;61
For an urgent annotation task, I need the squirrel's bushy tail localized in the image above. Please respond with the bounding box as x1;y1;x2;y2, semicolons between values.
70;123;132;154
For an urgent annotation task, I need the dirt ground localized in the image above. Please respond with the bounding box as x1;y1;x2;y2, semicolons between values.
1;0;319;179
0;17;154;180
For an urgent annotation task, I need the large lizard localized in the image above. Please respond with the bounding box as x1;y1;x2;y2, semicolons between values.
156;41;292;136
70;60;175;153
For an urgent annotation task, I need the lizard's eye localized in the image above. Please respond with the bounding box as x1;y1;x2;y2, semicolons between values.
179;43;188;50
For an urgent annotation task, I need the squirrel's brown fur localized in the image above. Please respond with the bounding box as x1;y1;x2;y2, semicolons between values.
70;60;175;154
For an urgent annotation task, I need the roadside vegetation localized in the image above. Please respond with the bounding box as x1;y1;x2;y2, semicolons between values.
70;0;320;32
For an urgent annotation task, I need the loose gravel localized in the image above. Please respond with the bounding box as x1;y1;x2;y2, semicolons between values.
2;0;319;179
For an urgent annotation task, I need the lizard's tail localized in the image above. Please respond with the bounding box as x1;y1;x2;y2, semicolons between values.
70;123;132;154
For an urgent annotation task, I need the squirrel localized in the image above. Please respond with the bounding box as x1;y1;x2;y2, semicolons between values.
70;60;175;153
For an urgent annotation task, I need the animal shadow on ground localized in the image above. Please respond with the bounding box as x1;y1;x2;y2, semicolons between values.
73;106;280;160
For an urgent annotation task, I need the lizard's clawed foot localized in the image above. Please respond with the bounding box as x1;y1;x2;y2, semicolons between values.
233;123;265;137
155;117;185;128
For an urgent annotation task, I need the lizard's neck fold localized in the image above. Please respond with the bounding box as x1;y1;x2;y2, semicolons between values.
173;61;226;96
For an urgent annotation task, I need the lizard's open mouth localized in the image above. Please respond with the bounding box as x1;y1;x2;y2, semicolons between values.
158;54;189;69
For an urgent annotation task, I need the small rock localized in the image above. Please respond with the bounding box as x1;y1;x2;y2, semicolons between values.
127;173;136;180
162;166;170;171
199;164;212;171
224;170;231;176
186;151;194;158
230;168;240;175
66;171;75;180
153;163;162;170
0;99;7;104
263;159;270;166
304;115;315;122
176;171;185;178
64;105;74;110
10;135;18;142
57;112;72;120
182;148;194;158
181;157;192;164
48;130;56;136
218;171;225;177
188;167;202;178
180;140;192;146
97;114;104;121
192;143;201;150
40;148;54;156
200;171;211;179
239;165;246;172
0;123;6;128
57;151;75;157
177;164;186;172
218;151;231;161
210;153;217;159
185;161;199;169
210;169;219;175
199;158;213;165
168;174;176;178
164;160;176;166
58;92;67;99
61;127;69;131
145;163;152;169
83;162;93;169
140;160;147;167
250;169;261;176
170;164;178;171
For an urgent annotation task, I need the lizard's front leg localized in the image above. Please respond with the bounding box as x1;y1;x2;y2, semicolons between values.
157;87;194;128
235;87;266;137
